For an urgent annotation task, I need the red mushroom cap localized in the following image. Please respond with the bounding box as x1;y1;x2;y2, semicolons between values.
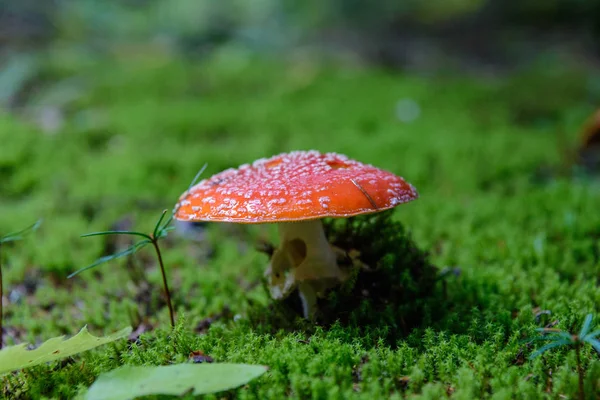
175;150;418;223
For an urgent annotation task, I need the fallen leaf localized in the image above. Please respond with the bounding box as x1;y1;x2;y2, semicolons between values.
85;363;268;400
0;326;132;375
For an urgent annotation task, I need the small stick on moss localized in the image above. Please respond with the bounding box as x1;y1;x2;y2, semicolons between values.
0;220;42;348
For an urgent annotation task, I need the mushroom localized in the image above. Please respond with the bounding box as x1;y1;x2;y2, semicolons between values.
174;150;418;318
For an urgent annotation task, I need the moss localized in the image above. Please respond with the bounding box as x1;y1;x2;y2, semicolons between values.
1;54;599;399
319;209;437;327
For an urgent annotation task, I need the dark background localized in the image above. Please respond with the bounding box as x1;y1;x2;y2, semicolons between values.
2;0;599;71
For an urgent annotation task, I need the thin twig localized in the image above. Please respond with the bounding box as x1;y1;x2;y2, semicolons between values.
350;178;379;210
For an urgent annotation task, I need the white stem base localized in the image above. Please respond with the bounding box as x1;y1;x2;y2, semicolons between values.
265;220;345;319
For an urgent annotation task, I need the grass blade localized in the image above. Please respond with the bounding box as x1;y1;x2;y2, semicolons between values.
161;214;175;232
0;219;42;243
153;210;169;238
188;163;208;192
587;338;600;354
529;333;574;343
68;240;151;278
579;314;594;337
529;339;572;359
81;231;152;240
164;163;209;229
155;226;175;239
582;329;600;340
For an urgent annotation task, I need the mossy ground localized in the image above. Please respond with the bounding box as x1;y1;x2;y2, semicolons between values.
1;50;600;399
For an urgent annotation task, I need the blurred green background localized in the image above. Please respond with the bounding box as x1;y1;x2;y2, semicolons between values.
2;0;600;147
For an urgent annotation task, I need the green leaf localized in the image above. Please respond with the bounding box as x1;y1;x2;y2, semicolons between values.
533;330;573;341
153;209;169;238
583;329;600;341
529;339;572;359
81;231;151;240
0;219;42;244
158;226;175;236
68;239;151;278
85;363;268;400
0;326;132;375
527;334;572;345
587;339;600;354
579;314;594;337
188;163;208;192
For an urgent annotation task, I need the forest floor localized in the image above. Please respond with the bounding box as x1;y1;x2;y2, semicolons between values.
1;49;599;399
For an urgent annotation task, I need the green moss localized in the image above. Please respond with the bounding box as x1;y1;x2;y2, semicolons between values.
1;53;599;399
320;211;438;337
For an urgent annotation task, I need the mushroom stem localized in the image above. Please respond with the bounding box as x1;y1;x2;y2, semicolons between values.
267;220;344;318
